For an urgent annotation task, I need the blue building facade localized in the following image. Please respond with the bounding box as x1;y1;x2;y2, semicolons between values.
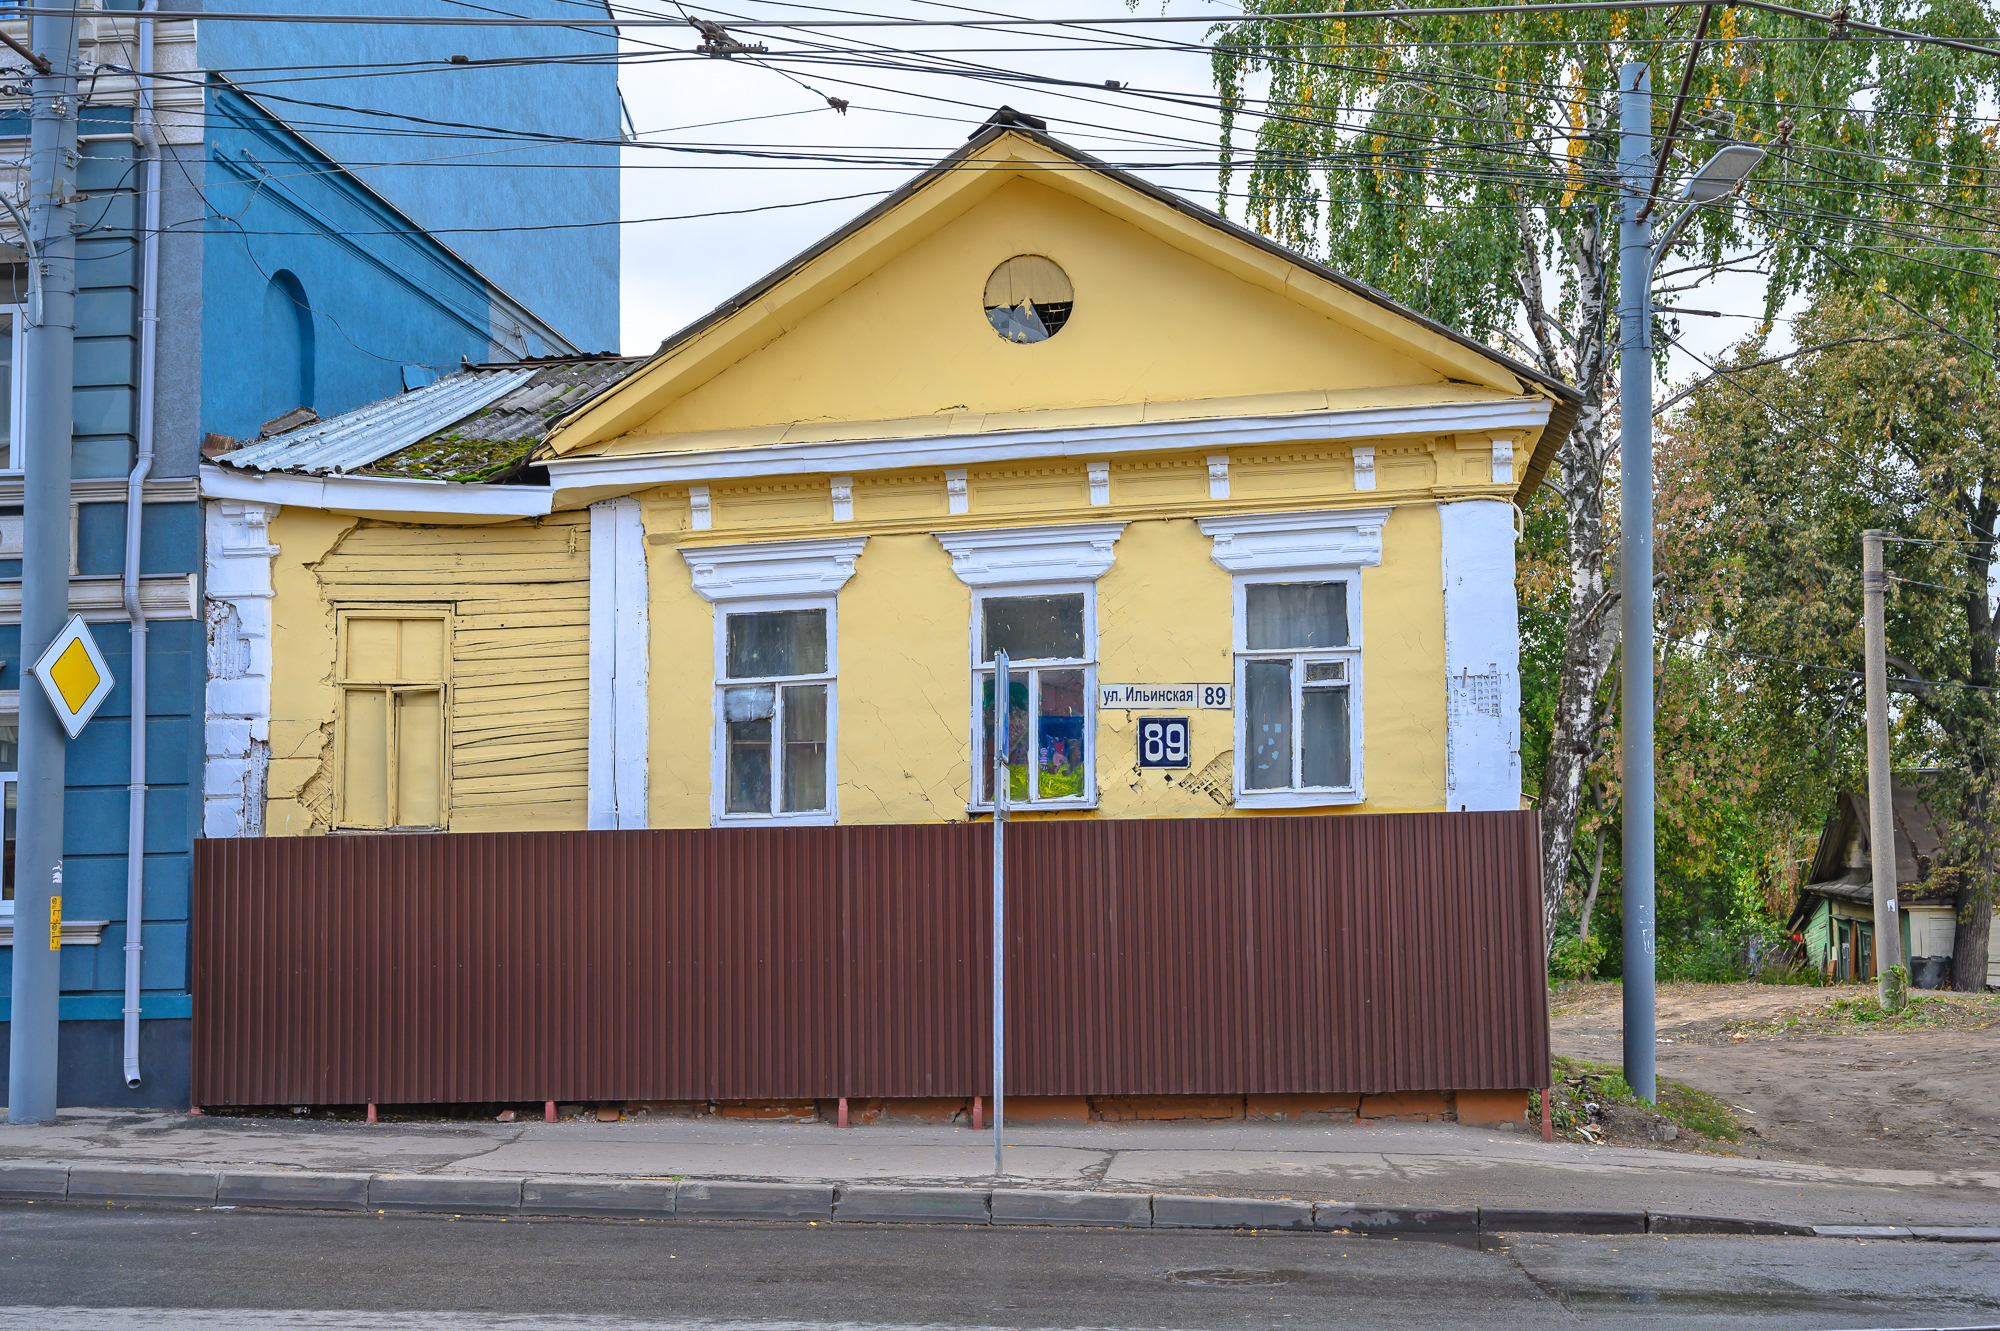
0;3;619;1108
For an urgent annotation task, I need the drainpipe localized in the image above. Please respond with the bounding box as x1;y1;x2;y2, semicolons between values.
121;0;160;1090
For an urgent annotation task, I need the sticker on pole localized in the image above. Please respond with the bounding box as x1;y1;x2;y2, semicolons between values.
32;614;114;738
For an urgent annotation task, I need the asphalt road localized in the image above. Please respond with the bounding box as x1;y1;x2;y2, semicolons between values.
2;1204;1996;1330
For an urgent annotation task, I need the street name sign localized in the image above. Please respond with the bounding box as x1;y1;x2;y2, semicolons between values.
1099;682;1231;709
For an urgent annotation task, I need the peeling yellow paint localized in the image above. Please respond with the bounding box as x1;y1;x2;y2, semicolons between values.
265;508;592;835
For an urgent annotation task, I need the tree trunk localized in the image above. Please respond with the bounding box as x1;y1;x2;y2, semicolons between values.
1578;819;1607;942
1951;882;1992;991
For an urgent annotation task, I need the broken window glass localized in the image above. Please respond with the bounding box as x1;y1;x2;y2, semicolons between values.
724;684;776;813
983;255;1073;343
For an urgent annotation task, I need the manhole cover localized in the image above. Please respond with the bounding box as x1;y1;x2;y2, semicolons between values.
1166;1267;1292;1287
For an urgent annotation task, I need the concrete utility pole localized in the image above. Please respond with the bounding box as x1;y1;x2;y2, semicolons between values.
7;4;81;1126
1617;60;1658;1105
1860;530;1906;1009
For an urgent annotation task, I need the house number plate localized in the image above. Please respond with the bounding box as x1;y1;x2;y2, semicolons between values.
1099;683;1231;709
1137;717;1191;769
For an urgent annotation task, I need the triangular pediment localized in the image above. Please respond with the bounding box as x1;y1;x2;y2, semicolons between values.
549;126;1567;464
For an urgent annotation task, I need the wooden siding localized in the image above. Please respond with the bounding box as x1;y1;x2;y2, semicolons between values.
313;515;592;831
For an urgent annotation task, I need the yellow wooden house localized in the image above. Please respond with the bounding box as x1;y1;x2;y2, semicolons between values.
200;111;1579;842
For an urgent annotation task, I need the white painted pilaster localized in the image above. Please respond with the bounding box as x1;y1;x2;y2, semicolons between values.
202;499;279;839
1352;446;1376;491
1440;499;1521;812
589;497;651;829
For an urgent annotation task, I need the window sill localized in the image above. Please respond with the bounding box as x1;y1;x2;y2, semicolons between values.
1233;789;1365;810
712;811;838;828
0;918;108;947
966;800;1100;816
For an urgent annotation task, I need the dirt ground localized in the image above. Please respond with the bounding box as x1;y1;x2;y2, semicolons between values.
1550;981;2000;1172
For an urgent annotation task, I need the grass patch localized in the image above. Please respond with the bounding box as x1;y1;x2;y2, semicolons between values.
1723;991;2000;1040
1531;1055;1742;1148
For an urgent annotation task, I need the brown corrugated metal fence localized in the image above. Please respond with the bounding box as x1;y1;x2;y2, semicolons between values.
190;812;1548;1107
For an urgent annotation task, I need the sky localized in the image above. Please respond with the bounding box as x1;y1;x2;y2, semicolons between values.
611;1;1794;389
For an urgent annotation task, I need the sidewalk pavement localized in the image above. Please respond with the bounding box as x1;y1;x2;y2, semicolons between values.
3;1110;1997;1229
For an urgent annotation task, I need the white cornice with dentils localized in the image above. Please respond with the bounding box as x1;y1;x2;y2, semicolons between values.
200;464;554;521
546;398;1552;495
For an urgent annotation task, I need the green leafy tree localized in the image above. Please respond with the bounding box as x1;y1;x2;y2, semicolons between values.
1209;1;2000;955
1662;296;1999;989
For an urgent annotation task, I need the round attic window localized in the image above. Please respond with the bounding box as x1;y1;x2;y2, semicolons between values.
984;255;1073;343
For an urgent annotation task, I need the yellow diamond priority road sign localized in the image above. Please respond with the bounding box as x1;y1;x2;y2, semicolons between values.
33;614;115;738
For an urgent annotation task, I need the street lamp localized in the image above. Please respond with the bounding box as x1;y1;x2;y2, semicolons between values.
1617;57;1765;1104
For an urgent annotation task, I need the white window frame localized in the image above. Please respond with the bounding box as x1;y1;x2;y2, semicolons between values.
967;581;1099;813
709;593;840;827
1230;572;1364;808
1;301;25;473
1199;508;1389;811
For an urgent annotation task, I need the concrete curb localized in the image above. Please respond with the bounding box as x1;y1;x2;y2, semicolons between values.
0;1162;1989;1239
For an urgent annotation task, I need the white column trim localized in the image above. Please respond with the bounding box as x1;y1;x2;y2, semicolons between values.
589;497;651;830
945;468;969;516
830;475;854;522
1207;453;1230;499
1087;460;1109;506
1490;436;1515;485
202;498;280;839
1440;499;1521;812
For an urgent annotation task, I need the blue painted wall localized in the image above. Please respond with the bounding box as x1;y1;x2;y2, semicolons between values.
178;0;621;354
3;7;618;1107
198;83;570;439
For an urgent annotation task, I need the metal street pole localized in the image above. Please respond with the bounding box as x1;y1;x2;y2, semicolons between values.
1860;530;1905;1008
7;5;80;1125
991;651;1009;1176
1617;59;1658;1104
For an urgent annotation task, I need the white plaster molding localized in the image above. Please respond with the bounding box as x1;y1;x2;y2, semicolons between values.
689;485;712;531
945;468;969;515
0;919;108;946
1207;454;1230;500
1198;508;1390;575
199;465;551;521
1352;446;1376;492
1490;436;1515;485
1440;499;1521;812
547;398;1553;492
830;475;854;522
0;574;197;624
202;498;280;839
934;522;1126;588
0;474;198;506
682;535;869;603
589;498;651;830
1087;460;1109;506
